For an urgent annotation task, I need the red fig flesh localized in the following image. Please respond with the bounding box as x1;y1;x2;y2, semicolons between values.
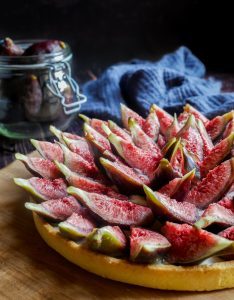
56;161;127;201
205;111;234;141
68;187;154;226
121;104;145;129
100;157;149;194
151;104;173;135
59;211;96;239
15;153;60;179
162;222;232;264
130;227;171;263
184;158;234;208
158;169;195;201
31;139;63;162
25;196;81;221
200;132;234;177
128;118;162;161
195;203;234;229
14;177;67;201
108;132;158;179
177;115;204;161
143;110;160;141
144;186;200;224
184;104;209;125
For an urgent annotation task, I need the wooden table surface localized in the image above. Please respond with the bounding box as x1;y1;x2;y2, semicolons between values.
0;156;234;300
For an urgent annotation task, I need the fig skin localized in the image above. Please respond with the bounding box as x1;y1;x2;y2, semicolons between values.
199;132;234;177
195;203;234;229
184;158;234;209
25;196;81;221
15;153;60;179
150;104;173;135
130;227;171;263
86;226;127;256
205;111;234;141
14;177;67;202
144;185;200;225
162;222;232;264
55;161;127;201
177;115;204;161
67;187;154;227
23;40;66;56
59;211;96;240
0;37;24;56
31;139;64;162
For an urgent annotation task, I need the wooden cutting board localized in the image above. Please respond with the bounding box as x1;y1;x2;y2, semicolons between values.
0;155;233;300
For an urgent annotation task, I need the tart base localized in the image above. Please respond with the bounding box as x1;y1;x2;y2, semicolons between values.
33;212;234;291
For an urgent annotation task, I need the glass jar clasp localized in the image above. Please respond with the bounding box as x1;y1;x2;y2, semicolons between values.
46;62;87;115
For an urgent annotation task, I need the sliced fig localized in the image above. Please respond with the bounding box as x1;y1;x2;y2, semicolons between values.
50;126;81;142
217;226;234;259
130;227;171;263
84;123;112;153
218;183;234;212
59;211;96;239
15;153;60;179
55;161;127;201
177;115;204;161
157;134;166;149
196;119;214;157
128;118;162;161
162;137;177;157
100;157;149;194
67;187;154;226
158;169;195;201
184;104;209;125
79;114;108;137
162;222;232;264
129;195;147;206
184;158;234;208
108;132;158;179
205;111;234;141
178;111;190;126
14;177;67;201
57;142;99;178
169;138;185;177
153;158;178;188
31;139;63;162
108;120;132;142
86;226;127;256
143;110;160;141
25;196;81;221
222;118;234;139
62;134;95;164
120;104;145;130
200;132;234;177
182;146;201;179
144;186;200;224
49;125;67;143
165;114;180;140
195;204;234;229
151;104;173;135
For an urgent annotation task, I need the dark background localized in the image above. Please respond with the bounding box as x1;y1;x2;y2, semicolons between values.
1;0;234;79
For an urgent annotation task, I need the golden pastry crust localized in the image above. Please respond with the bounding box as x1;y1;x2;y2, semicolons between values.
33;212;234;291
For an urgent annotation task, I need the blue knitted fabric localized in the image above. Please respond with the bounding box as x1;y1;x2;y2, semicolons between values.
81;46;233;122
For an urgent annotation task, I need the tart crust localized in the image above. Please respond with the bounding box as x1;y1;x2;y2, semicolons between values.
33;212;234;291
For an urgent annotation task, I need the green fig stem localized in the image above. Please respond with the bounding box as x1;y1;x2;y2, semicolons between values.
79;114;91;123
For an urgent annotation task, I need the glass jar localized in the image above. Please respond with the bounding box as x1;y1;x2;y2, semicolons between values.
0;39;86;139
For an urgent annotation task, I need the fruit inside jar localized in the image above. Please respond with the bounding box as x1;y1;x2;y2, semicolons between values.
0;38;86;139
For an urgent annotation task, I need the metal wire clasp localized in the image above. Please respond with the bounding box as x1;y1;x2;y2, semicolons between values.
45;62;87;115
